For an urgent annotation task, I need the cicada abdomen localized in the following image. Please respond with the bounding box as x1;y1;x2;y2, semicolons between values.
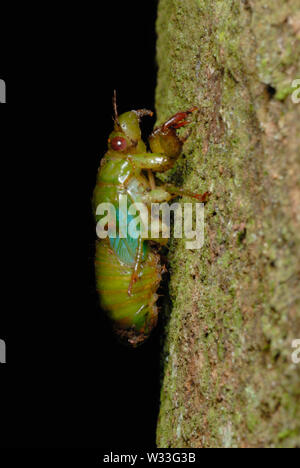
95;237;162;347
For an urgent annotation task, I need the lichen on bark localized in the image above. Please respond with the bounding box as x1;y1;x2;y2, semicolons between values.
155;0;300;448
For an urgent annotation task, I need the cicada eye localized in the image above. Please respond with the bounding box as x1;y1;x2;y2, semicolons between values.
111;137;128;151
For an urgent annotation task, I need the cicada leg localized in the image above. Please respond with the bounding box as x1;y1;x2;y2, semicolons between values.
164;184;212;202
160;107;198;131
128;236;144;297
147;170;156;190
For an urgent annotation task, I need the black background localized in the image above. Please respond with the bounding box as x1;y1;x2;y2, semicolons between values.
0;1;166;449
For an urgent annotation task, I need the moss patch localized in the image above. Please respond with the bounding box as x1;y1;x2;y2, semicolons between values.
156;0;300;448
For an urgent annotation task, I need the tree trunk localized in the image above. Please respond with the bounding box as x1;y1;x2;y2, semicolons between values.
155;0;300;448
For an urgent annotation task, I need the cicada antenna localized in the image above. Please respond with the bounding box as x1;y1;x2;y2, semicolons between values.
113;90;120;127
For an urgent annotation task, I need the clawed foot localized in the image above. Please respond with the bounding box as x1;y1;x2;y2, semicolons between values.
162;107;198;131
165;184;212;202
194;191;212;202
128;272;138;296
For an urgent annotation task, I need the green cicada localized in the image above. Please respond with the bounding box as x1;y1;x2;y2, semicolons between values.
93;93;210;347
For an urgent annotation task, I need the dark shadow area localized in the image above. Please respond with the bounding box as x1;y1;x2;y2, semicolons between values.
1;2;162;449
85;0;161;449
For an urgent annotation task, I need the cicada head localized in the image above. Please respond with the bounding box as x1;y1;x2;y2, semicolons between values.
108;109;154;155
108;90;154;155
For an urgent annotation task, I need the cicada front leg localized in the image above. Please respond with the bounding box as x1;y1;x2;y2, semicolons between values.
147;108;211;202
148;107;198;162
160;107;198;131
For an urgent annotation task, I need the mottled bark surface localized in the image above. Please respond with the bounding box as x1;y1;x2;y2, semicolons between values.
155;0;300;448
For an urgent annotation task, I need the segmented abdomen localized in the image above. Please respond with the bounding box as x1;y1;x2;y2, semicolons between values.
95;239;162;346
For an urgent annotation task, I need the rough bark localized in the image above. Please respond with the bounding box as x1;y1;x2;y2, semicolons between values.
155;0;300;448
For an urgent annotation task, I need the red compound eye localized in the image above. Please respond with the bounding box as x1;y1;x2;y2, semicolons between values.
111;137;127;151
